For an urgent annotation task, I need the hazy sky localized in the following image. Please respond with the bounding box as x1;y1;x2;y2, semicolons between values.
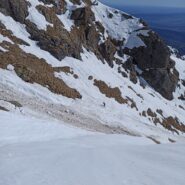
100;0;185;8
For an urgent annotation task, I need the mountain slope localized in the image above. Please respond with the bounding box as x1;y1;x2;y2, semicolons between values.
1;1;185;184
0;0;185;142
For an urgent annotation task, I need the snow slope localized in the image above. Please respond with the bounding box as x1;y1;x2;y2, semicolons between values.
0;111;92;147
0;111;185;185
0;0;185;141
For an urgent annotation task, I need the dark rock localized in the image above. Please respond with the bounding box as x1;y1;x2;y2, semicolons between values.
124;31;170;70
0;106;9;112
69;0;81;5
178;94;185;100
182;80;185;87
142;68;179;100
99;39;116;67
95;21;105;34
139;18;148;27
39;0;55;4
111;38;125;57
71;7;95;26
0;0;29;23
26;20;81;60
122;57;137;84
147;108;157;117
162;116;185;133
88;76;93;80
91;0;98;5
121;13;133;20
108;12;113;19
85;25;99;50
124;30;179;99
39;0;67;14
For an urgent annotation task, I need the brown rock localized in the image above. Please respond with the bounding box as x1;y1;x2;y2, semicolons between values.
99;39;116;67
94;79;127;104
0;0;29;23
0;42;81;99
71;7;95;26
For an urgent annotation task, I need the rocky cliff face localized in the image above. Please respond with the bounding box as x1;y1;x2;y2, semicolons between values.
0;0;179;100
0;0;185;138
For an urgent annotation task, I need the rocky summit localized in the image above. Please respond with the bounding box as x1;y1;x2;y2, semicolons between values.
0;0;185;141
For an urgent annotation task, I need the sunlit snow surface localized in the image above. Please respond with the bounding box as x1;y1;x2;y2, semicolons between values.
0;111;185;185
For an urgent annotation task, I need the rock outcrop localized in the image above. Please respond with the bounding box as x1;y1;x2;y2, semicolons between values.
124;31;179;100
71;7;95;26
0;0;29;23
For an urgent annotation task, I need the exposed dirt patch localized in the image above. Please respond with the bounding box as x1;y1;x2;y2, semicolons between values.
94;79;127;104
